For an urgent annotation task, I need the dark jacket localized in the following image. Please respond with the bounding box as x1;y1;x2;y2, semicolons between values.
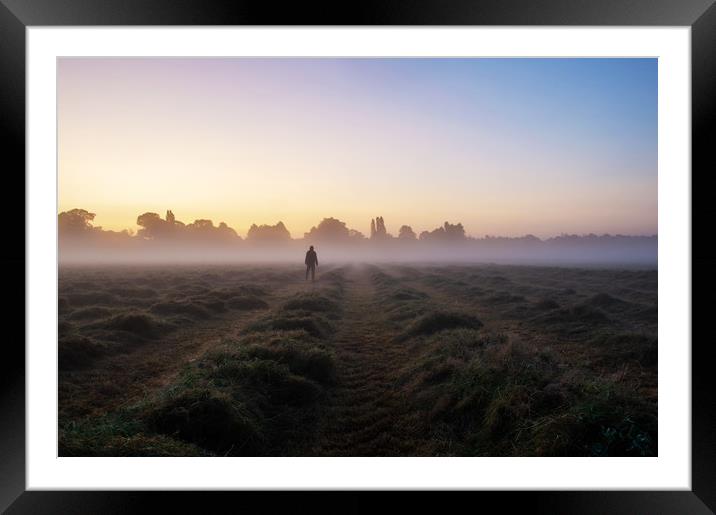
305;249;318;266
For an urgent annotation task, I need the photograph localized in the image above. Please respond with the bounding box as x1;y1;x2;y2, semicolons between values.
56;57;658;458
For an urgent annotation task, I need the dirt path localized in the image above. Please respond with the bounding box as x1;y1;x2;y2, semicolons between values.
312;265;429;456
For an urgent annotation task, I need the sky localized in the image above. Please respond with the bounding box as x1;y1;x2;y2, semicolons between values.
57;58;657;238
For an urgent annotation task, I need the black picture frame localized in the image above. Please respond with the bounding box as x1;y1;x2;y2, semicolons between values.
2;1;714;513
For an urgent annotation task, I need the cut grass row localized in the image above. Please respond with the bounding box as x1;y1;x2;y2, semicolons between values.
59;282;272;371
60;269;348;456
397;327;656;456
369;266;657;456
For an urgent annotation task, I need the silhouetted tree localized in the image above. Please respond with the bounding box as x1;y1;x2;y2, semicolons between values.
135;210;240;243
376;216;386;237
247;221;291;242
371;216;391;240
419;221;466;242
188;219;214;230
58;208;135;249
443;221;465;239
58;208;97;234
136;212;170;239
186;219;216;240
349;229;366;240
217;221;239;240
398;225;417;240
304;217;351;241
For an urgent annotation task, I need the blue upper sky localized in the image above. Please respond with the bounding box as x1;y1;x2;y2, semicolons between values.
58;57;657;237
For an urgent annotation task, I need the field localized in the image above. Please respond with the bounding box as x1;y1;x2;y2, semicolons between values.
58;263;657;457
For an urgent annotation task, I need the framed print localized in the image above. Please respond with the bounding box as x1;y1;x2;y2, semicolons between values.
2;0;715;512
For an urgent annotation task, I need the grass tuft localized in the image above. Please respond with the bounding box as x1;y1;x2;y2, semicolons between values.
402;311;483;339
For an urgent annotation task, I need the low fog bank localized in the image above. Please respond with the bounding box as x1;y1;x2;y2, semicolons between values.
59;236;657;267
58;209;657;267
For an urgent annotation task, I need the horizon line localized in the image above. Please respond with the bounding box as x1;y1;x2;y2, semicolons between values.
58;207;657;241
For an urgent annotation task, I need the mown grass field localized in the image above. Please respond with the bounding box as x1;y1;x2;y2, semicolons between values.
58;263;657;456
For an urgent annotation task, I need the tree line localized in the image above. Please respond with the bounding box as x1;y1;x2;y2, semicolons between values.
58;208;656;247
58;209;472;244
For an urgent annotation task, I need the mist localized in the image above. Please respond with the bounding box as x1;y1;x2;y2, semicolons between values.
58;209;656;267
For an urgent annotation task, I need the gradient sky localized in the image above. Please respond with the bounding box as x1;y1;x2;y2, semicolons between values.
58;58;657;238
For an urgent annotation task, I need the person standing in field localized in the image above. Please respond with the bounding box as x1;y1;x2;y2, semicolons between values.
305;245;318;282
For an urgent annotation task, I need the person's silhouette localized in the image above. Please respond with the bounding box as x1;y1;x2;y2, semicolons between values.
305;245;318;281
